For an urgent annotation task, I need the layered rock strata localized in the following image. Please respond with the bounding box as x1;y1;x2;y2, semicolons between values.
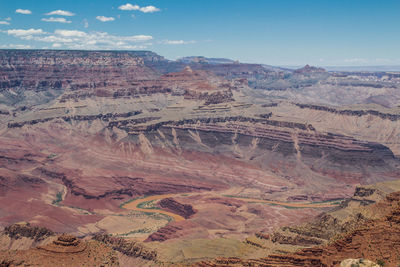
158;198;196;219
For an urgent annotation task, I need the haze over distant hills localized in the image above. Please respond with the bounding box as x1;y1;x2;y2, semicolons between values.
280;65;400;72
323;65;400;72
176;57;400;72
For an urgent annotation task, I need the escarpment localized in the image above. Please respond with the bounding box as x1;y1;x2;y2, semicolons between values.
0;50;241;109
0;50;158;91
127;116;395;168
7;110;142;128
295;103;400;121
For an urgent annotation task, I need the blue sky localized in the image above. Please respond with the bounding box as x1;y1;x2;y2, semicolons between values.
0;0;399;66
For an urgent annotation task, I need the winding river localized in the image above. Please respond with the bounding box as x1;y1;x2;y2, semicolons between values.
122;194;185;222
122;193;341;222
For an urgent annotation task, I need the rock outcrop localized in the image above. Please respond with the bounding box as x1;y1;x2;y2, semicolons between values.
4;223;54;242
158;198;196;219
38;234;86;253
294;64;326;74
144;225;184;242
340;259;380;267
93;233;157;260
0;237;119;267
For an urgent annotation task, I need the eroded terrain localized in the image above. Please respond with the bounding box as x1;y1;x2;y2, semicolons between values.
1;50;400;265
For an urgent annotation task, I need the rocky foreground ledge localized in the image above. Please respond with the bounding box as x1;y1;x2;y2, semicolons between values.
0;225;158;266
193;191;400;267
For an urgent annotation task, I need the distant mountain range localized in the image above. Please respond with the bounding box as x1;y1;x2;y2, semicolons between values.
283;65;400;72
176;56;400;72
323;65;400;72
177;56;238;64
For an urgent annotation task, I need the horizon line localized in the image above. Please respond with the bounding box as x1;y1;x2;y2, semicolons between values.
1;48;400;70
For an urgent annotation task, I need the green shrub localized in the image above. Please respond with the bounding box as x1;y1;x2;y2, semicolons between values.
377;259;386;267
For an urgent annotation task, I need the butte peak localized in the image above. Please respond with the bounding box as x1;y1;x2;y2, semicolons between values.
183;65;194;73
53;234;80;247
294;64;326;74
38;234;86;253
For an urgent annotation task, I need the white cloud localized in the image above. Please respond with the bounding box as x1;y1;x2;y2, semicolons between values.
83;19;89;28
36;35;74;43
118;3;140;11
41;17;71;23
123;35;153;41
45;10;75;16
118;3;160;13
15;9;32;15
7;28;45;37
0;21;10;25
0;44;32;49
163;40;196;45
1;27;153;50
139;6;160;13
5;17;12;21
55;29;87;37
96;16;115;22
